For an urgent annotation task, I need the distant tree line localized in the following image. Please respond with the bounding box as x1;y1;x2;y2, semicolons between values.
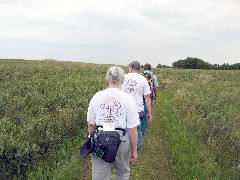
0;58;25;60
156;64;172;68
157;57;240;70
172;57;213;69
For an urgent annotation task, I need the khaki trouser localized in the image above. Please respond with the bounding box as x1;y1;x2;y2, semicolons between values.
91;133;131;180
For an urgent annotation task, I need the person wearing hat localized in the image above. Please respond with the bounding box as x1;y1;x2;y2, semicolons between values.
121;61;153;150
87;66;139;180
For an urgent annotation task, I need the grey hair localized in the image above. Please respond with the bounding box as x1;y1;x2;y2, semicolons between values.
106;66;125;84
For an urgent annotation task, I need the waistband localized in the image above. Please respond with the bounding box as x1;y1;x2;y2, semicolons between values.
96;126;127;136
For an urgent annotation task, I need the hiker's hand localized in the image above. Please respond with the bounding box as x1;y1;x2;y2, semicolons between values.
148;113;153;122
130;150;138;163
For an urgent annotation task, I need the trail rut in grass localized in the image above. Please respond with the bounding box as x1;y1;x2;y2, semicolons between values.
129;94;177;180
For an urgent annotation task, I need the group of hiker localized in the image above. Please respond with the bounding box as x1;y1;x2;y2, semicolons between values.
83;61;158;180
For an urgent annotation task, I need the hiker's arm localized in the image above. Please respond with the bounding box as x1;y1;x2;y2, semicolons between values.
88;123;95;135
128;127;138;162
144;94;152;121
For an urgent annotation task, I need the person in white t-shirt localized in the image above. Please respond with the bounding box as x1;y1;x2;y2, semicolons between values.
87;66;139;180
121;61;152;150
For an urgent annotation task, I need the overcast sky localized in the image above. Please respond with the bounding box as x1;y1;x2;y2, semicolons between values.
1;0;240;67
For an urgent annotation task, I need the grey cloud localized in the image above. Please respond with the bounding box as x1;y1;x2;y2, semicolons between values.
0;0;239;66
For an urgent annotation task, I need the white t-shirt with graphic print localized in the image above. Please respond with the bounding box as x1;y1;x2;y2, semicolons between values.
121;73;151;112
87;88;140;129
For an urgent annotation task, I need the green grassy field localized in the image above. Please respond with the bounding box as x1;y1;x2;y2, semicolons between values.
0;60;239;179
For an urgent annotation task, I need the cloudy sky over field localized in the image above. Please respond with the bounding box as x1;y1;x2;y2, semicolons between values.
0;0;240;67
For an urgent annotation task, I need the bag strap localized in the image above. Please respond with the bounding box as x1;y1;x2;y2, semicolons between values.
96;126;126;136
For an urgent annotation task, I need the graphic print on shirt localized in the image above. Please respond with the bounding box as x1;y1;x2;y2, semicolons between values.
124;79;137;95
99;97;122;123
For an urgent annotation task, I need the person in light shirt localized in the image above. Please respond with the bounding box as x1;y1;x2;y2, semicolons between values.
121;61;152;150
87;66;139;180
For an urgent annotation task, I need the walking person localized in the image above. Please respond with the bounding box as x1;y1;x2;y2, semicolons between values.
141;63;159;135
121;61;152;150
87;66;139;180
142;63;158;107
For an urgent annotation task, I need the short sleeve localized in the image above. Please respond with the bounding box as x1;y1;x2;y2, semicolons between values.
143;78;151;96
87;96;96;125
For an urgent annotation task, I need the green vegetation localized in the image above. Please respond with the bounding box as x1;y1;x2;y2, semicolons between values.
171;57;240;70
157;68;240;179
156;63;172;68
0;60;108;179
0;60;239;179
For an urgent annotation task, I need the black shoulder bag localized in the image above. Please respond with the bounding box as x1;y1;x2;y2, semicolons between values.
93;126;126;163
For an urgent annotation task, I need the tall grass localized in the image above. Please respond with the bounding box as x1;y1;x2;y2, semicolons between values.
156;68;240;179
0;60;108;178
1;60;239;179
